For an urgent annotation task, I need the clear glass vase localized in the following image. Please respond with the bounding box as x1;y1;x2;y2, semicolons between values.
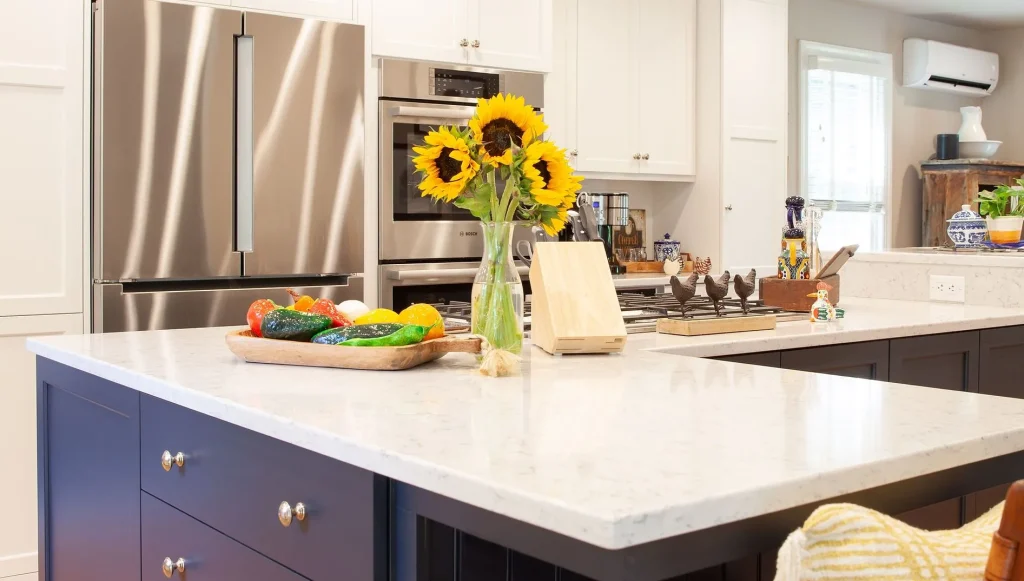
472;222;525;354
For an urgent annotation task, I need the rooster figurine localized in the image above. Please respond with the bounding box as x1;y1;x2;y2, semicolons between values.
694;256;713;276
807;282;845;322
704;271;731;316
733;269;757;314
670;272;700;315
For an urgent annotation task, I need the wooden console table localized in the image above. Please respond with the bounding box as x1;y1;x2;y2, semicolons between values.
922;159;1024;247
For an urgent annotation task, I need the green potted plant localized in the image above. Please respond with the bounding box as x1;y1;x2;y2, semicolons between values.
977;179;1024;244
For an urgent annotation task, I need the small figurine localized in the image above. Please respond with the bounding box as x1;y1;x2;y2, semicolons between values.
669;272;700;315
733;269;757;314
778;228;810;280
704;271;731;317
807;282;845;323
694;256;712;276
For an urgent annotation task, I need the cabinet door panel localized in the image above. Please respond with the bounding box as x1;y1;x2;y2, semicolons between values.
714;351;781;368
889;332;979;392
897;499;963;532
0;315;81;576
965;326;1024;520
574;0;636;174
469;0;551;72
39;360;140;581
235;0;355;21
635;0;695;176
372;0;469;64
780;341;889;380
142;493;306;581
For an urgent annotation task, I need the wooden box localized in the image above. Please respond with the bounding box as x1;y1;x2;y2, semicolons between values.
530;242;627;355
922;160;1024;247
758;245;857;313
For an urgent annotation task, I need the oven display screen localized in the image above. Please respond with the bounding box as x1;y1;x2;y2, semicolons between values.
431;68;501;99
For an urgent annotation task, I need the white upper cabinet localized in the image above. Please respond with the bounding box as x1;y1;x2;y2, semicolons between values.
635;0;695;176
232;0;356;21
372;0;553;73
469;0;552;72
0;0;85;317
557;0;696;180
573;0;635;174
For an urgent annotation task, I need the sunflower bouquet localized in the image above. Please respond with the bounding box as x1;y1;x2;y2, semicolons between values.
413;94;582;360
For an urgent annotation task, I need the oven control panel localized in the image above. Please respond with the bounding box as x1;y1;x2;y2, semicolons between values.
429;68;502;99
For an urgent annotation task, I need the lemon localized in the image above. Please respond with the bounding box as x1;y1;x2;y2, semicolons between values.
354;308;400;325
399;304;445;340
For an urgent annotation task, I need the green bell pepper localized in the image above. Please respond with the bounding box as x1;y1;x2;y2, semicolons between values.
338;323;432;347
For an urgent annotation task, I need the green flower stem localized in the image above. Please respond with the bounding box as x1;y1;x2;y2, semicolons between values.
472;222;523;354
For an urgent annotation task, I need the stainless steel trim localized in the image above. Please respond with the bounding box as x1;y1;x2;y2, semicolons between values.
389;106;474;121
379;261;529;310
386;266;528;281
235;34;255;253
380;59;543;106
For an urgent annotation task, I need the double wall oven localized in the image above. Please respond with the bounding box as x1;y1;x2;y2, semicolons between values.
378;60;543;309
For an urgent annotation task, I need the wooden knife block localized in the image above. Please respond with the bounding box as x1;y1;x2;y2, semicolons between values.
529;242;627;355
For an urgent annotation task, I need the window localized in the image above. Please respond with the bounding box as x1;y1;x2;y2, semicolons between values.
799;41;892;252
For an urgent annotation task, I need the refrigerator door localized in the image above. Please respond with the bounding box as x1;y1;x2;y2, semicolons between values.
95;0;242;281
93;279;364;333
241;13;365;277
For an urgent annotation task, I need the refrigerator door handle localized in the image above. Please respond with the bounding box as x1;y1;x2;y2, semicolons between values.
234;34;255;253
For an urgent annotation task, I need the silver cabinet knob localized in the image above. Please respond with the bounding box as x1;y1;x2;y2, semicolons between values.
162;557;185;578
161;451;184;471
725;204;733;211
641;153;650;160
278;501;306;527
471;39;480;48
632;153;641;160
459;38;469;47
569;149;578;157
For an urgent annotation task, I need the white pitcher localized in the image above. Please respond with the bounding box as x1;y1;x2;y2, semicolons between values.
958;106;987;141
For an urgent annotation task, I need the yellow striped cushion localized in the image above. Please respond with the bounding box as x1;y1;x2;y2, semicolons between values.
774;502;1005;581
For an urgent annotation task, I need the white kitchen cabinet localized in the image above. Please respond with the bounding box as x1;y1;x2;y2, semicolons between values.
233;0;356;22
0;0;85;318
561;0;696;180
0;313;83;580
372;0;552;73
720;0;788;271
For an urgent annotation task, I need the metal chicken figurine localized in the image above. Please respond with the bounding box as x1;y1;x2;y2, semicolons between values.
704;271;731;317
733;269;757;314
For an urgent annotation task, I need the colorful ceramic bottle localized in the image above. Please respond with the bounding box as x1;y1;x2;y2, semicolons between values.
778;228;810;280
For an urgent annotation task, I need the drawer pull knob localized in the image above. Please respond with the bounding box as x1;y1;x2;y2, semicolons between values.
161;450;185;471
278;501;306;527
161;557;185;578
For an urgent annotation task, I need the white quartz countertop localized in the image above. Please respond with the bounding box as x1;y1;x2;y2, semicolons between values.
611;272;671;289
26;298;1024;550
852;249;1024;268
629;297;1024;358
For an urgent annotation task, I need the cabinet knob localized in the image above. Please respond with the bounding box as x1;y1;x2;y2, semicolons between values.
471;39;481;48
641;153;650;160
632;153;641;160
162;557;185;578
459;38;469;47
569;149;578;157
160;450;184;471
278;501;307;527
725;204;733;211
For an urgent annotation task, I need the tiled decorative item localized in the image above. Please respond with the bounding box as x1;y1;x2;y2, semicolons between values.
654;233;681;262
946;204;987;249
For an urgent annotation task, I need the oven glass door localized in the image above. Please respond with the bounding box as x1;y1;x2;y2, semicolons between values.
380;263;531;311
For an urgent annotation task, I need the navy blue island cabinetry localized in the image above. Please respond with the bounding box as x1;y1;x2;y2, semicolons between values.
34;323;1024;581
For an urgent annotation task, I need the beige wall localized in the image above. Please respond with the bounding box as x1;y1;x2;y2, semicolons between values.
789;0;987;248
982;29;1024;164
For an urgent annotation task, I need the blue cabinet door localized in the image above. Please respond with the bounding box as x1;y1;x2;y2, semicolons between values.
38;360;141;581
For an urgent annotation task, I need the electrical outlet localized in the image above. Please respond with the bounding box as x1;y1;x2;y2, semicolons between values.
929;274;966;303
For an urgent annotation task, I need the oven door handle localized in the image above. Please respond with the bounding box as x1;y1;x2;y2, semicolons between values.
387;266;530;282
389;106;475;121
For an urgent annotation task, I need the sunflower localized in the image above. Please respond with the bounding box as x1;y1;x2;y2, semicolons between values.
412;126;479;202
522;141;583;208
469;94;547;166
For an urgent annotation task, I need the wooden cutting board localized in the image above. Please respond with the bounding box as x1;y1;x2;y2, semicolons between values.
656;314;776;337
225;329;483;371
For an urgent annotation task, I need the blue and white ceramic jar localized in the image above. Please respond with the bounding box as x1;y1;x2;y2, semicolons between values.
654;233;681;262
946;204;988;248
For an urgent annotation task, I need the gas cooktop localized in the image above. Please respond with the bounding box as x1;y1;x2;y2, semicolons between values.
434;292;805;334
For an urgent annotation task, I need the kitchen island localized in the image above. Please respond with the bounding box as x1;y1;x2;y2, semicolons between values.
27;298;1024;581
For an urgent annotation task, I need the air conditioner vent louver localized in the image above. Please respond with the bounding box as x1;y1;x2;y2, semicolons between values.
926;75;992;92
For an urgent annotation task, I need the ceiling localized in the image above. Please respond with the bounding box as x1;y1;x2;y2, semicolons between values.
848;0;1024;29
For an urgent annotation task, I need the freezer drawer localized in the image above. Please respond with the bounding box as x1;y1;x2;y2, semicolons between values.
93;279;363;332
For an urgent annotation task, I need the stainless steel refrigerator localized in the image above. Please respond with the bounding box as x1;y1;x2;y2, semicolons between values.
92;0;364;332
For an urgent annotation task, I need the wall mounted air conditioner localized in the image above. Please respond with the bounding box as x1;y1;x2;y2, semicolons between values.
903;39;999;97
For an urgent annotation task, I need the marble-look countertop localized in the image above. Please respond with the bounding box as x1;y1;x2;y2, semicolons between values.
26;298;1024;550
852;249;1024;268
611;272;672;289
631;297;1024;358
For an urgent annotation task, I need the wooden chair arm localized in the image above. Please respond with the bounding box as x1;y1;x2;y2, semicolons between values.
987;482;1024;581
